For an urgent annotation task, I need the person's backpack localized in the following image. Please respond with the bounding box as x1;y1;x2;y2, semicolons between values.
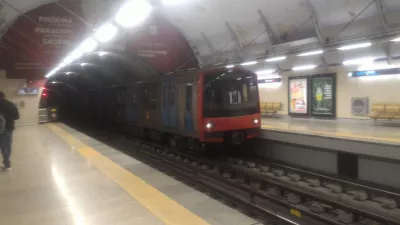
0;112;6;134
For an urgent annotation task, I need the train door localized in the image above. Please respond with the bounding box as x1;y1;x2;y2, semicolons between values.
161;80;178;129
169;81;178;129
127;87;138;123
184;84;195;132
162;81;170;128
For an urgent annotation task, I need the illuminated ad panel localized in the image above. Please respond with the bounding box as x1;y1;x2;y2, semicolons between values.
288;77;309;115
311;74;336;117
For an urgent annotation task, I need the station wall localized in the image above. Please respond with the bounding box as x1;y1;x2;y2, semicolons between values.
258;65;400;119
0;71;43;125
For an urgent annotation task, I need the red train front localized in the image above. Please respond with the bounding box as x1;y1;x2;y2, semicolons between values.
197;68;261;145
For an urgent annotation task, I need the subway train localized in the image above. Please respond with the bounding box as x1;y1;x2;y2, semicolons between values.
66;67;261;150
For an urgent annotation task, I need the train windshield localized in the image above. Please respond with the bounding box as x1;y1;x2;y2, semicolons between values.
203;70;259;118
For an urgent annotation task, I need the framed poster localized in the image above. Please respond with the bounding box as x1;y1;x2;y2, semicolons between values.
288;77;309;115
311;74;336;117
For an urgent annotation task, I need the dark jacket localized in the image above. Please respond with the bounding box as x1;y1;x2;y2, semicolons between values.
0;99;20;131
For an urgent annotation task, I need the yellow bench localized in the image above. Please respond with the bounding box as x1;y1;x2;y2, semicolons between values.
369;103;400;123
260;102;282;117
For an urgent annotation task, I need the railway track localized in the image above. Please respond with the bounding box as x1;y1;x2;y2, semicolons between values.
67;123;400;225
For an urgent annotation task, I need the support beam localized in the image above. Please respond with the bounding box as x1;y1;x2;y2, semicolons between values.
201;32;217;63
375;0;388;32
225;22;244;59
257;10;280;45
384;42;393;65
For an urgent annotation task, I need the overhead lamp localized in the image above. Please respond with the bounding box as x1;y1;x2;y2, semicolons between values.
94;23;118;43
297;50;323;57
115;0;152;28
337;42;372;51
358;63;397;71
256;69;275;75
391;37;400;42
81;63;89;67
45;67;60;78
241;61;257;66
343;57;375;66
59;63;66;68
265;56;286;62
66;72;73;75
292;64;317;71
63;49;83;64
226;64;234;68
79;37;98;53
161;0;186;5
98;51;107;56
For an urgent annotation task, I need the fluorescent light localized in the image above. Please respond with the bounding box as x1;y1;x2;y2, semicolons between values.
297;50;323;57
59;63;66;68
265;56;286;62
337;42;372;51
292;64;317;71
45;67;60;78
115;0;152;28
66;72;73;75
391;37;400;42
98;51;107;56
79;37;98;53
162;0;186;5
256;69;275;75
343;57;375;66
63;49;83;64
94;23;118;43
241;61;257;66
81;63;88;67
237;78;242;80
358;63;397;71
347;72;353;77
226;64;234;68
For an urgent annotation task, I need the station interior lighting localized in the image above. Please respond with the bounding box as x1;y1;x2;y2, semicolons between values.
337;42;372;51
162;0;186;5
115;0;152;28
45;67;60;78
94;23;118;43
391;37;400;42
226;64;234;68
343;57;375;66
292;64;317;71
256;69;275;75
241;61;257;66
63;49;83;65
298;50;323;57
98;51;107;56
80;37;98;53
265;56;286;62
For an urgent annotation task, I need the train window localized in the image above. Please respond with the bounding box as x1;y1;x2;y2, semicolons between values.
170;86;175;105
131;92;136;105
163;86;167;108
142;83;157;109
186;84;193;111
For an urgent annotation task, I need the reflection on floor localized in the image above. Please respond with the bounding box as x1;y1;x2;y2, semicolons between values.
262;116;400;145
0;124;258;225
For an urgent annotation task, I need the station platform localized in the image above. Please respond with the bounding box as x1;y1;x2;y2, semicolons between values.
0;124;260;225
260;117;400;161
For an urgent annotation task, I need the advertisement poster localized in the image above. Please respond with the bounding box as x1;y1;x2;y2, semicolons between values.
311;74;336;117
289;78;309;114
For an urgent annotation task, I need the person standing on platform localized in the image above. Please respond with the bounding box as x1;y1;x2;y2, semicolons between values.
0;91;19;171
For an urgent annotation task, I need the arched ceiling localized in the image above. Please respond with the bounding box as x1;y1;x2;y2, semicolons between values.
2;0;400;91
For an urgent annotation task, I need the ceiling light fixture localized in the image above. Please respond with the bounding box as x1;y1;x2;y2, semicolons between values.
94;23;118;43
391;37;400;42
240;61;258;66
292;64;317;71
226;64;234;68
337;42;372;51
343;57;375;66
256;69;275;75
79;37;98;53
45;67;60;78
115;0;152;28
297;50;323;57
265;56;286;62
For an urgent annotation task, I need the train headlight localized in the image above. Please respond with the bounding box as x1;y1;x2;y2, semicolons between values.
253;118;259;124
205;121;215;129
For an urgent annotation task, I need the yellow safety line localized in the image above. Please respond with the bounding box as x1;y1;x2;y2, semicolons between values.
262;124;400;144
47;123;210;225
